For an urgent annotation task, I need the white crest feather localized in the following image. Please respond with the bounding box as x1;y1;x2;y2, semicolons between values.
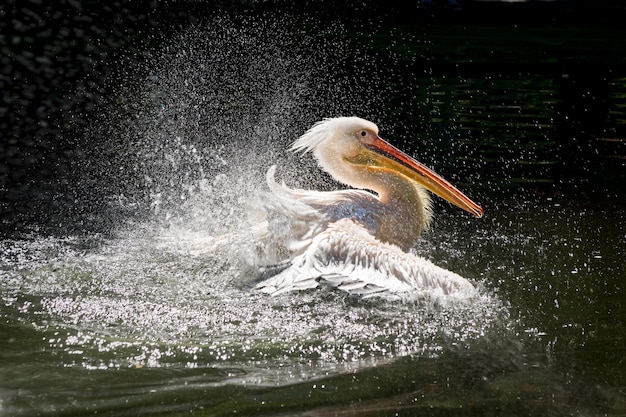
290;117;379;155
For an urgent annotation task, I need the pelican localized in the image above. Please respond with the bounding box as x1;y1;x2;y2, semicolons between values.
253;117;483;298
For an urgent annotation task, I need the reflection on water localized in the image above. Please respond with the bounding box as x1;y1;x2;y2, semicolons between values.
3;198;623;416
409;74;559;190
347;23;626;200
1;8;626;417
377;69;626;198
0;224;506;416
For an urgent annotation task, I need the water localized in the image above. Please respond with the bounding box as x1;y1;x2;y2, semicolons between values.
2;5;626;417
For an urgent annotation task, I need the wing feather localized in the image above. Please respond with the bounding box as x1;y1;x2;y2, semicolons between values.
254;219;475;299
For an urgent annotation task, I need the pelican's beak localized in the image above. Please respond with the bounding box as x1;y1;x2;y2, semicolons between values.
362;135;484;218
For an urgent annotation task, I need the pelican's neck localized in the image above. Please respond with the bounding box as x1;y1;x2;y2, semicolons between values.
313;146;431;250
371;170;432;250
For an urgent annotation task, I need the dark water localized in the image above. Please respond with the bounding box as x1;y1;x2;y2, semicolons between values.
1;1;625;416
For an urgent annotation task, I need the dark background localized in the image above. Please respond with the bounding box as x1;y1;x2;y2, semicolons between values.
2;0;625;236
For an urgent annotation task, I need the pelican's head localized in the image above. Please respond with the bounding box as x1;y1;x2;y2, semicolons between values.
292;117;483;218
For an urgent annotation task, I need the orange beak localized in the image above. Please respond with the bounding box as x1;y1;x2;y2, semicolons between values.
365;135;484;218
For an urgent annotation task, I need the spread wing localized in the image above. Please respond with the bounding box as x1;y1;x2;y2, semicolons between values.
254;218;475;299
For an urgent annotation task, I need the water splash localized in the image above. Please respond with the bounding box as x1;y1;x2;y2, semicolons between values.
2;231;505;370
0;15;509;392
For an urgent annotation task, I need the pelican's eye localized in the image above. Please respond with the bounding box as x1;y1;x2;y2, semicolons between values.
357;129;375;144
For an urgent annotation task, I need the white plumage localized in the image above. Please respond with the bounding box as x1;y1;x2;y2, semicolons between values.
253;117;483;298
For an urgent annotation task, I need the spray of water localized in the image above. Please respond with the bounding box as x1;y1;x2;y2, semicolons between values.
110;18;321;230
1;14;510;387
